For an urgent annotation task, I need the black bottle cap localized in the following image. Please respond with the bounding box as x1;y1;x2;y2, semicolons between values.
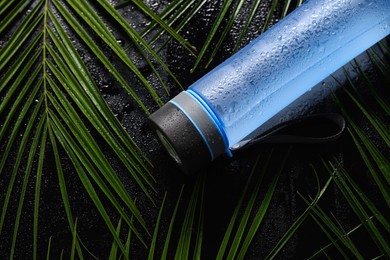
149;91;227;175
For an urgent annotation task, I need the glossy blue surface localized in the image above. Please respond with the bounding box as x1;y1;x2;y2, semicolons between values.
188;0;390;147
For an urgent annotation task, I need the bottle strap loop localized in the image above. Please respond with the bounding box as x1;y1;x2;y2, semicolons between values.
230;113;345;152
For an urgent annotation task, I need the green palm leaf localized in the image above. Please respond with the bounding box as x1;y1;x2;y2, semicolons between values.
0;0;187;256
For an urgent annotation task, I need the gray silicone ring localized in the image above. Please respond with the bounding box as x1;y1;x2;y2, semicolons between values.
169;92;226;160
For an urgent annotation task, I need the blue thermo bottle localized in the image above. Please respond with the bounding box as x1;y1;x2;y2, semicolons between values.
150;0;390;174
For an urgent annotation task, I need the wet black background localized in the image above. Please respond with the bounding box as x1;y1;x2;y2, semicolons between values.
0;0;389;259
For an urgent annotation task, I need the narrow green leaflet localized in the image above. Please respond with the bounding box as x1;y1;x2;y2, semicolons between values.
174;176;203;260
70;218;78;260
341;74;390;148
266;174;333;259
237;150;289;259
48;126;84;259
232;0;281;54
147;181;205;260
109;217;122;260
204;0;246;69
148;193;167;260
193;179;206;260
367;47;390;80
329;162;390;256
191;0;286;71
161;186;184;259
0;0;29;33
0;92;44;237
8;104;46;260
64;0;178;107
218;155;267;259
232;0;264;53
260;0;280;34
33;125;47;260
336;60;390;203
46;236;53;260
122;0;196;55
216;156;261;259
334;161;390;233
191;0;235;71
298;193;363;258
151;0;208;54
0;1;43;72
95;0;182;90
351;59;390;117
348;127;390;203
51;0;149;113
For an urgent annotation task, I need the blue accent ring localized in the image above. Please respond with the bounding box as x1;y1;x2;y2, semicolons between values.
186;90;233;157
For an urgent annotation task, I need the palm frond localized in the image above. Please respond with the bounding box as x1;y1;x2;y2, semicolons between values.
0;0;184;256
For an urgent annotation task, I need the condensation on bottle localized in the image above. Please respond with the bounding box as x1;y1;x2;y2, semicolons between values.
188;0;390;147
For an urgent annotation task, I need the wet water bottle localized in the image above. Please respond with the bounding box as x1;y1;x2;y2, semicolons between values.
150;0;390;174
